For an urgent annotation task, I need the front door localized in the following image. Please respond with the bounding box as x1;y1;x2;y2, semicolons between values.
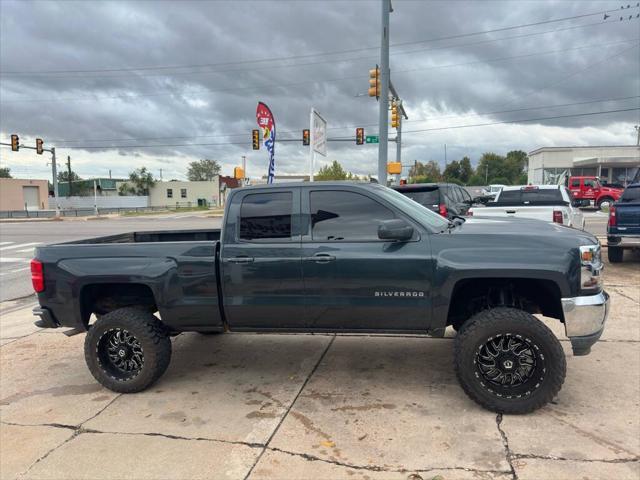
301;187;432;332
220;188;305;330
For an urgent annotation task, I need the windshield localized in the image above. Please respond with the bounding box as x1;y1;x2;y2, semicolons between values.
620;186;640;203
373;185;450;231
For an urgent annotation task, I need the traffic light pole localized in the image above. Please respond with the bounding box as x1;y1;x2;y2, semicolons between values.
51;147;60;218
396;105;402;184
377;0;391;186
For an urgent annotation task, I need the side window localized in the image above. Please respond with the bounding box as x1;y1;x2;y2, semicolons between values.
571;179;580;188
167;188;173;198
310;190;396;242
239;192;292;241
584;179;596;188
181;188;187;198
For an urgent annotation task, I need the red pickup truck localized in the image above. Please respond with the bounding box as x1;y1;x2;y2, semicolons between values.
568;176;624;209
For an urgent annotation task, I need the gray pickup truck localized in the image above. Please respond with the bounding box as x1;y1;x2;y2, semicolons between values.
32;182;609;414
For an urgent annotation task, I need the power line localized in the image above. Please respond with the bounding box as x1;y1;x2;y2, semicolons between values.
4;38;635;105
1;5;635;76
401;107;640;135
48;95;639;144
1;18;625;81
51;107;639;150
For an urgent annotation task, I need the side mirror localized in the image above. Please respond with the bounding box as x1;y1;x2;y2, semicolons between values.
378;219;414;241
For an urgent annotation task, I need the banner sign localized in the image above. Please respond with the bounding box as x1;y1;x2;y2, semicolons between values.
256;102;276;184
311;109;327;156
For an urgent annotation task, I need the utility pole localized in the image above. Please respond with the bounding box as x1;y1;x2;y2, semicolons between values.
635;125;639;146
377;0;391;185
444;144;447;167
396;100;402;164
66;156;72;197
159;168;163;181
485;163;489;184
242;155;247;186
51;148;60;217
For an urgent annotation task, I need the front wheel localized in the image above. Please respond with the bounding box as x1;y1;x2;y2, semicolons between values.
454;308;566;414
84;307;172;393
597;197;613;210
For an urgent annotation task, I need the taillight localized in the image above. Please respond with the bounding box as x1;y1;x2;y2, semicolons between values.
467;209;473;217
553;210;563;224
30;259;44;293
608;205;616;227
439;204;448;217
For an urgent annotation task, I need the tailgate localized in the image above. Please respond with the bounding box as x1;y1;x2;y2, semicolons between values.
475;206;555;222
615;204;640;232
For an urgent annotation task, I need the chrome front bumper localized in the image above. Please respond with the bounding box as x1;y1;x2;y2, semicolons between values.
561;291;609;356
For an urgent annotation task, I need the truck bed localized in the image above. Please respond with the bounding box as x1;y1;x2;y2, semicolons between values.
57;229;221;245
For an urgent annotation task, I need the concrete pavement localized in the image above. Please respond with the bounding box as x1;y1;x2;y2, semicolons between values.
0;255;638;479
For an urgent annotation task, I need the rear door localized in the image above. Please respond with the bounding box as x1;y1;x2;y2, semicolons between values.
220;188;306;329
301;186;432;332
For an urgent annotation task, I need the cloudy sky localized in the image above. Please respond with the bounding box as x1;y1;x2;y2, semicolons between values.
1;0;639;181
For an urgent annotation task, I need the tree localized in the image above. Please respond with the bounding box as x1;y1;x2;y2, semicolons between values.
119;167;156;195
58;170;81;183
315;160;358;181
459;157;473;183
467;174;486;186
409;160;442;183
489;176;511;186
187;159;220;181
443;160;461;182
0;167;12;178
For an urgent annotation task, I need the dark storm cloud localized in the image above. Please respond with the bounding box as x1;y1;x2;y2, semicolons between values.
0;0;638;178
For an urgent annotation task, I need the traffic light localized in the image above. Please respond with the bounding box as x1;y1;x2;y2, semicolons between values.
234;167;245;180
10;134;19;152
302;129;310;146
252;129;260;150
391;102;399;128
368;66;380;98
36;138;44;155
355;127;364;145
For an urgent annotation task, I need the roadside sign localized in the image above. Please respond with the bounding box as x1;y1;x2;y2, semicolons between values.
311;109;327;156
366;135;379;144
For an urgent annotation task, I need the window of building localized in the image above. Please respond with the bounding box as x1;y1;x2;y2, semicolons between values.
167;188;173;198
181;188;187;198
310;190;396;242
239;192;292;241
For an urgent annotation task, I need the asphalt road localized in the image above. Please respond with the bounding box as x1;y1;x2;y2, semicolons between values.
0;213;222;302
0;210;608;303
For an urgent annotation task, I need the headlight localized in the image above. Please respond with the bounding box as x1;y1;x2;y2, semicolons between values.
579;244;603;290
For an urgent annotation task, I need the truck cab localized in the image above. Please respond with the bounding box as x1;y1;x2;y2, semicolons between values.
569;176;623;209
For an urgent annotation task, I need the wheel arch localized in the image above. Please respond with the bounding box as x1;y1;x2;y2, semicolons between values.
80;282;158;329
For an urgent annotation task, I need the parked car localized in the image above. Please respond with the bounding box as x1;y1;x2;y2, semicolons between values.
469;185;585;229
607;182;640;263
568;176;623;210
32;182;608;414
392;183;473;218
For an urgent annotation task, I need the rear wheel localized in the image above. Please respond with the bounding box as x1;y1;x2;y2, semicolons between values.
608;246;624;263
454;308;566;414
84;307;172;393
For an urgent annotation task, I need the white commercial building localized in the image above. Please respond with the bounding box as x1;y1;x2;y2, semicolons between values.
528;145;640;186
148;180;222;208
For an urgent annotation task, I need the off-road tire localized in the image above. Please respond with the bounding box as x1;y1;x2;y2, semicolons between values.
84;307;172;393
608;246;623;263
454;307;566;414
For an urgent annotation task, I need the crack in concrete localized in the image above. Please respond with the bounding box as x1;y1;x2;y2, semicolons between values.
242;334;336;480
610;286;640;305
496;414;518;480
511;453;640;464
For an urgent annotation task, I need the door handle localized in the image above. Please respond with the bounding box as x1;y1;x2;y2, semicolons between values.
506;210;516;214
229;256;254;264
310;253;336;263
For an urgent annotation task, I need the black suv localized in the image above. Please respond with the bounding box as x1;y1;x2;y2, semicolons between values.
393;183;473;218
